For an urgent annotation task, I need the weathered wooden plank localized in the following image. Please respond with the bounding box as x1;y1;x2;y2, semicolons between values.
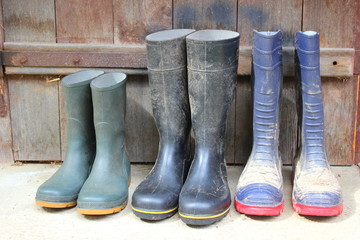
8;76;61;161
2;47;354;77
303;0;357;48
2;0;56;42
174;0;237;30
0;0;14;163
234;76;252;164
125;75;158;162
354;76;360;164
237;0;302;46
55;0;113;44
113;0;172;45
322;77;355;165
0;78;14;163
58;80;66;161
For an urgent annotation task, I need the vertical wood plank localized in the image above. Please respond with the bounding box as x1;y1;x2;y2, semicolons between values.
237;0;302;46
173;0;237;30
2;0;56;42
0;0;14;163
125;75;158;162
303;0;357;48
114;0;172;45
322;78;354;165
8;76;61;161
279;77;297;164
59;79;66;161
234;76;252;164
55;0;114;44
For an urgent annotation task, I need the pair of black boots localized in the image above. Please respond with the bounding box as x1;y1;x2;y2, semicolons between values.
131;29;240;225
235;30;342;217
36;71;130;215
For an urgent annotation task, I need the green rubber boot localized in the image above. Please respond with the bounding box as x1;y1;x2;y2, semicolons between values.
35;70;104;208
77;72;130;215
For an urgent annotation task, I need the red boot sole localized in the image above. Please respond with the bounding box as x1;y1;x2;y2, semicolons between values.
292;200;343;216
235;200;284;216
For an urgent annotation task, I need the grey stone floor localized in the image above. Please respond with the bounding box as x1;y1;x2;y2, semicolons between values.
0;163;359;240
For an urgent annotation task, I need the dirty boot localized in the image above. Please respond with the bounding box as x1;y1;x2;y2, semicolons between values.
35;70;104;208
292;31;343;216
235;30;284;216
77;73;130;215
131;29;195;220
179;30;239;225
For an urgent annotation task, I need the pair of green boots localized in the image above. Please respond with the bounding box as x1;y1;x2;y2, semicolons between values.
35;71;130;215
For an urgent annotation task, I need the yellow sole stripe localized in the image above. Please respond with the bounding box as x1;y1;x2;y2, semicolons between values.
179;207;231;219
132;206;178;215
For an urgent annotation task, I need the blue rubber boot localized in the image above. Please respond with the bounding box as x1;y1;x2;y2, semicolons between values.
235;30;284;216
292;31;343;216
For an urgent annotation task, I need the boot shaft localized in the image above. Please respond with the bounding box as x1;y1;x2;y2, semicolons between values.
91;73;127;157
251;31;282;157
61;70;104;149
186;30;239;148
146;29;194;144
295;31;327;166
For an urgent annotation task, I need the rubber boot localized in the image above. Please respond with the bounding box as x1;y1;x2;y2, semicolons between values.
131;29;195;220
35;70;104;208
235;30;284;216
292;31;343;216
77;72;130;215
179;30;239;225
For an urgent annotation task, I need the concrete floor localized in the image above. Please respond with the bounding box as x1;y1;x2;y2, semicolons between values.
0;163;359;240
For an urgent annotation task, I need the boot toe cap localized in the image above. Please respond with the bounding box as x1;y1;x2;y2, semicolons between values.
132;186;179;211
36;184;78;203
235;183;283;207
293;191;342;207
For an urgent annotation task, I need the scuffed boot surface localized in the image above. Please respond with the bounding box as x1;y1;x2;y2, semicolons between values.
35;70;103;208
292;31;342;216
131;29;194;221
179;30;239;225
235;31;284;216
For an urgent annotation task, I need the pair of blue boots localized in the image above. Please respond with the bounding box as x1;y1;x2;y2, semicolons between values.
235;30;343;217
36;71;130;215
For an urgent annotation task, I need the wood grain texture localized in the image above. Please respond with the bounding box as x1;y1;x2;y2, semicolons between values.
322;77;355;165
174;0;237;30
0;78;14;163
234;76;252;164
58;79;66;161
55;0;113;44
237;0;302;46
303;0;357;48
2;0;56;42
125;75;158;162
8;76;61;161
114;0;172;45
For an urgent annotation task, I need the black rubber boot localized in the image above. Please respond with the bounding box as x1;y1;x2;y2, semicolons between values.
235;31;284;216
131;29;195;220
77;73;130;215
292;31;343;216
179;30;239;225
35;70;104;208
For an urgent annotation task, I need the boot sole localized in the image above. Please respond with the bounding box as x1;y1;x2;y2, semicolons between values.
235;200;284;216
179;207;230;225
292;200;343;216
132;206;178;221
77;202;127;215
35;200;77;208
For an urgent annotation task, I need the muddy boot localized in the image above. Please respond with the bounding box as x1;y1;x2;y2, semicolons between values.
35;70;104;208
235;30;284;216
77;73;130;215
178;30;239;225
131;29;195;220
292;31;343;216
